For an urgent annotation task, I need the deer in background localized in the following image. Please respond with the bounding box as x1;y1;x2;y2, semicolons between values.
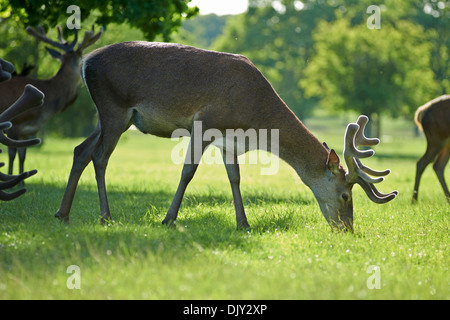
54;42;398;231
0;25;102;177
0;58;44;200
412;95;450;203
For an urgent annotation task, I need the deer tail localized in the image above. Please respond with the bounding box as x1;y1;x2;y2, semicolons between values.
414;104;427;132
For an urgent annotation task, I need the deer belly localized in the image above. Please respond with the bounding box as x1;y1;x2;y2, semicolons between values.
131;106;190;138
211;135;253;157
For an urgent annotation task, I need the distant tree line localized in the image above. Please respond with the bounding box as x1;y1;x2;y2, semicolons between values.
0;0;448;137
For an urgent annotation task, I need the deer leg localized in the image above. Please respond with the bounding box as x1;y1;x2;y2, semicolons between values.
91;114;131;223
222;151;250;230
55;124;101;223
162;128;209;226
433;145;450;202
18;147;26;174
7;147;16;175
412;142;442;202
16;147;26;187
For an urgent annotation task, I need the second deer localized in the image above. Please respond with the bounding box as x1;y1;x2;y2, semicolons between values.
0;58;44;200
412;95;450;203
0;25;102;177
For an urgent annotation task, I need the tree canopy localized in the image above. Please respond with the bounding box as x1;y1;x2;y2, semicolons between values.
0;0;448;137
212;0;448;135
0;0;198;41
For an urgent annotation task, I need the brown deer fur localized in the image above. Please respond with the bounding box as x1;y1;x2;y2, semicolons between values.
413;95;450;202
55;42;396;230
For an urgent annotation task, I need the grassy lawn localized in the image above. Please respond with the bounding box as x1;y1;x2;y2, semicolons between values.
0;117;448;300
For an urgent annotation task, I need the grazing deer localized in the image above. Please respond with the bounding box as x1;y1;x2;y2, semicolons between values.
0;58;44;200
0;25;102;177
55;42;397;230
412;95;450;203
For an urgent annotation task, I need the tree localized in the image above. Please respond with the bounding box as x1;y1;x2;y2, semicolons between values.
0;0;198;137
0;0;198;41
213;0;338;118
300;16;438;137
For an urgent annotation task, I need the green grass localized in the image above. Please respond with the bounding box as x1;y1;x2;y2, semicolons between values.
0;120;448;300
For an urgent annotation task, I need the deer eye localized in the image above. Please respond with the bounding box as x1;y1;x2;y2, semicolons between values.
342;193;350;202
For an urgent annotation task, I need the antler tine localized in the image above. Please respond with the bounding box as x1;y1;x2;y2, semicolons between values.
344;123;375;161
0;122;40;147
68;28;79;49
355;115;380;146
0;189;27;201
26;25;75;52
0;121;12;131
56;25;65;43
0;131;41;148
344;116;391;183
0;169;38;190
344;115;398;203
355;177;398;204
355;158;390;177
76;25;103;52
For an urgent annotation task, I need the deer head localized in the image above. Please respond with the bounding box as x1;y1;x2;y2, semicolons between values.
316;115;398;231
25;24;103;65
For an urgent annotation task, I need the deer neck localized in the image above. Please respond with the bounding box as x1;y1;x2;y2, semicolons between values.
44;58;81;111
269;104;329;188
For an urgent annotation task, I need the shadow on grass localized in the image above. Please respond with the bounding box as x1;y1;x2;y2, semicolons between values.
3;181;313;220
1;180;315;232
0;181;322;281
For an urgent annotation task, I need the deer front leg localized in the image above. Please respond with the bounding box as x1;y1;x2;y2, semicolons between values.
222;151;250;229
162;126;209;226
18;147;26;174
7;147;16;175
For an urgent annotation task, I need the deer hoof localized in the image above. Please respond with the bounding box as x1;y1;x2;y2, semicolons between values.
54;211;69;224
237;222;251;231
162;218;176;227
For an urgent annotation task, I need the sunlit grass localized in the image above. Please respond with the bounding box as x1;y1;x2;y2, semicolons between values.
0;125;448;299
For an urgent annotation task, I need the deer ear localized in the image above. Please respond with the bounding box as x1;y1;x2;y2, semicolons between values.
326;149;341;175
46;47;63;61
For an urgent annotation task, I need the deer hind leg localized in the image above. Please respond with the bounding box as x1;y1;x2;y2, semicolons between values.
91;110;132;223
55;124;101;223
162;125;210;226
412;140;443;202
222;151;250;229
433;145;450;202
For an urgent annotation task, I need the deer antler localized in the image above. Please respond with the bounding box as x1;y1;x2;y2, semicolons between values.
0;84;43;148
0;84;44;123
76;25;103;52
0;169;37;201
0;58;15;82
344;115;398;203
26;25;78;52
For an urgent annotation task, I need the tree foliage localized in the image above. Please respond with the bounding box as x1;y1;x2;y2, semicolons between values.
214;0;448;135
0;0;198;41
301;18;437;119
0;0;198;137
213;0;338;118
